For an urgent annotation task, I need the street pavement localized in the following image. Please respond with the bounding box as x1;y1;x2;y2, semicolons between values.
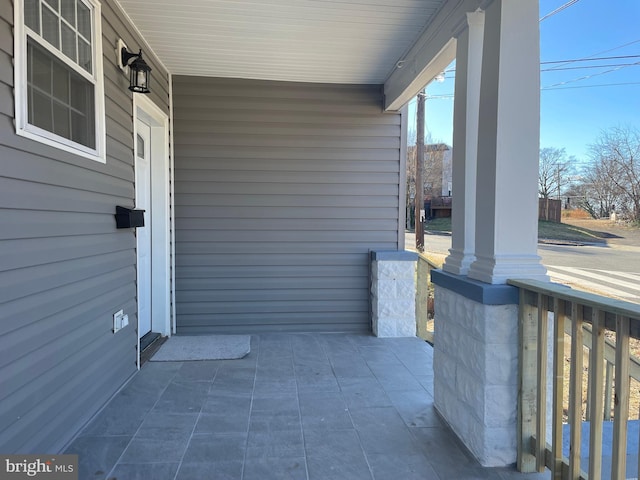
407;232;640;304
544;265;640;303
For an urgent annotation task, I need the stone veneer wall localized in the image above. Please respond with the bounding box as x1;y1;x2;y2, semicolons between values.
370;251;418;337
431;270;520;466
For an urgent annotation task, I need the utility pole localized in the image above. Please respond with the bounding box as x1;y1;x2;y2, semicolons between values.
415;89;425;252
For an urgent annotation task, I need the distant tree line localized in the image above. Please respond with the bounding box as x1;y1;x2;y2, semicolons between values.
539;126;640;223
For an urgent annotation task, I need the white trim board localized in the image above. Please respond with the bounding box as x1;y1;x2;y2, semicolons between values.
133;94;172;363
168;74;177;336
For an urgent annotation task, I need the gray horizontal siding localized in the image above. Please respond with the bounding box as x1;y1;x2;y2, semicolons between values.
175;182;398;196
174;109;398;125
176;206;398;219
176;264;370;278
173;76;401;333
175;170;398;185
176;194;397;208
0;0;169;453
175;243;395;255
175;230;396;243
0;234;134;271
176;218;399;231
174;122;400;138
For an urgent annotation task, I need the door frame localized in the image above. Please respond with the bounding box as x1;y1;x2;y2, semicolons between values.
134;119;152;339
133;94;171;367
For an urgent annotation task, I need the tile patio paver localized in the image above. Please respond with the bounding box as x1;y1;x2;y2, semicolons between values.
66;333;550;480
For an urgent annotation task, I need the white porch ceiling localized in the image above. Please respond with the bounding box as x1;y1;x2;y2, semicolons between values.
116;0;446;84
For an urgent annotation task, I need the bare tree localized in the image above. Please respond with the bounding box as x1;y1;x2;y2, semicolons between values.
406;140;447;199
407;128;417;147
539;147;574;198
578;159;623;219
587;126;640;222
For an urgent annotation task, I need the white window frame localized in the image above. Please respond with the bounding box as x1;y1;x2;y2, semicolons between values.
14;0;106;163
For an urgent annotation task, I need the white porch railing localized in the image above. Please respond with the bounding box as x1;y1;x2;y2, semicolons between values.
510;279;640;480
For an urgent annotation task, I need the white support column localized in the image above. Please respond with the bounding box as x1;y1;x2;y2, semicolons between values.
467;0;548;284
443;11;484;276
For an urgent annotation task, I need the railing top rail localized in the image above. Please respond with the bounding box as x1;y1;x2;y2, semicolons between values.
507;278;640;320
417;253;440;270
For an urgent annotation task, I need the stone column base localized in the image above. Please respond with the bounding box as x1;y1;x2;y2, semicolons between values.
370;251;418;337
431;270;519;466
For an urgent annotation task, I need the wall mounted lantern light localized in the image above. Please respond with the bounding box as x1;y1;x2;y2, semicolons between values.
116;39;151;94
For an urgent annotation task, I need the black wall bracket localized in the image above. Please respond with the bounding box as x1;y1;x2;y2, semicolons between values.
115;206;145;229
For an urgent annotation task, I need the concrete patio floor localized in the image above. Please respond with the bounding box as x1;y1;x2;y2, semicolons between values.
65;333;550;479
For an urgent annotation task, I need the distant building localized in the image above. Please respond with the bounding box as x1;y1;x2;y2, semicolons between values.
407;143;453;218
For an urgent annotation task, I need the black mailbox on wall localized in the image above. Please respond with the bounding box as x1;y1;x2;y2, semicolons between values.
115;206;145;229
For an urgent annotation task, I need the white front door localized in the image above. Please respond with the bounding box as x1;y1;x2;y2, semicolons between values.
135;119;152;338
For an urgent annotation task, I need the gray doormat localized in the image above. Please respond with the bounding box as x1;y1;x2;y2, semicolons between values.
150;335;251;361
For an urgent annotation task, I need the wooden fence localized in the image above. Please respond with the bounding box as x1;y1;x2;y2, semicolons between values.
540;198;562;223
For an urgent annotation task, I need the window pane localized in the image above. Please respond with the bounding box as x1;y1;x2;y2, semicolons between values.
60;0;76;26
137;134;145;159
31;89;53;132
70;75;95;148
61;22;76;61
52;60;69;103
24;0;40;34
70;75;86;111
53;101;71;138
44;0;59;12
78;38;92;73
42;6;60;49
28;38;95;149
77;2;91;39
71;110;94;148
30;40;52;93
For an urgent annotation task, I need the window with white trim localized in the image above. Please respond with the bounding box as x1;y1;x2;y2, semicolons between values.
15;0;106;162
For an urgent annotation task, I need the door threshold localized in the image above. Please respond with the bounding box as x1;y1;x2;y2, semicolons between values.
139;332;166;366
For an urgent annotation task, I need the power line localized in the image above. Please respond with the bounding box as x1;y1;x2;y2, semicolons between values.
542;39;640;71
541;62;640;72
539;0;582;22
410;43;640;101
443;54;640;76
542;54;640;65
410;81;640;102
543;62;640;89
542;81;640;91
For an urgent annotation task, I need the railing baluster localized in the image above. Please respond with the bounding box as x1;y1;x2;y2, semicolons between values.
588;309;605;478
536;293;548;472
585;365;592;420
604;361;614;421
518;288;539;472
569;302;583;479
611;315;630;480
509;279;640;478
552;298;566;479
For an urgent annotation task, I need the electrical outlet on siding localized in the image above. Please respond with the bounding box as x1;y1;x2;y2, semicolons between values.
113;310;127;333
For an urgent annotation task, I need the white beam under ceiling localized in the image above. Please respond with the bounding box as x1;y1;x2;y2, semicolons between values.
383;0;492;111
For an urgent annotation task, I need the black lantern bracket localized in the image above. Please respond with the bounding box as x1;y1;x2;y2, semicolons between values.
116;39;151;94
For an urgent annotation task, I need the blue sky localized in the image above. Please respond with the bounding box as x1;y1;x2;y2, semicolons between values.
408;0;640;163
